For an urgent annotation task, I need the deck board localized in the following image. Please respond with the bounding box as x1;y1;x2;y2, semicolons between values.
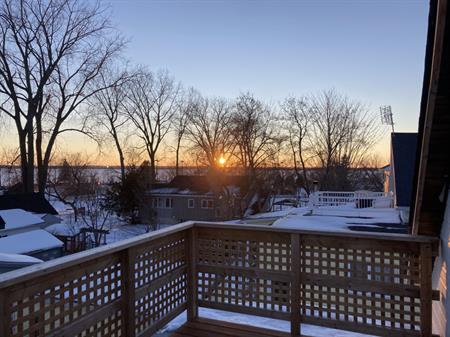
170;318;307;337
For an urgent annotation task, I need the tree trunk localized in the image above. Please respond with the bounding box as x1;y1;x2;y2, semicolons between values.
111;129;125;182
175;137;181;176
26;119;34;193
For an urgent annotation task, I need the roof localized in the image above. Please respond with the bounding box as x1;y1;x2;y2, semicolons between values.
0;209;44;230
0;230;63;255
151;175;247;195
0;193;58;215
0;253;43;264
411;0;450;236
391;133;417;207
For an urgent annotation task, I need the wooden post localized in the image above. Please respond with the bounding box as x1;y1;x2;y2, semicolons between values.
419;243;432;337
0;290;8;337
290;233;301;336
187;227;198;321
121;248;136;337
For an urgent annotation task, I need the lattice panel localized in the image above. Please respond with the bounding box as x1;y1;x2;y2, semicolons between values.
299;236;423;333
135;273;187;333
302;285;421;331
198;272;290;312
301;240;421;286
197;229;291;271
5;256;122;337
134;231;188;334
77;310;122;337
134;231;187;287
196;229;291;318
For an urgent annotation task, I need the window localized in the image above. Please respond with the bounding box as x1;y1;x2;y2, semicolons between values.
201;199;213;209
165;198;173;208
188;199;195;208
157;198;163;208
152;198;157;208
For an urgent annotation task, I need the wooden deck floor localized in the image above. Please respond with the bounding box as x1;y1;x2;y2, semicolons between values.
170;318;306;337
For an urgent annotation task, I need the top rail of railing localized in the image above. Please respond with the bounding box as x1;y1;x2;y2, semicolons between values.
0;221;437;289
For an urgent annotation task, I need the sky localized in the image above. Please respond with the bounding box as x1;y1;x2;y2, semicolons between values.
101;0;429;164
0;0;431;166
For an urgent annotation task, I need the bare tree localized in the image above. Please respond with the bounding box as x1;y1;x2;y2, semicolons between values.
0;0;123;193
187;97;235;169
232;93;278;181
0;146;21;188
47;153;94;222
79;190;111;247
281;96;311;193
173;87;199;176
89;67;131;182
308;90;381;189
124;70;180;182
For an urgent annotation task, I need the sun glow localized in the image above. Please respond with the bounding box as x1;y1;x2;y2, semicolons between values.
218;156;226;166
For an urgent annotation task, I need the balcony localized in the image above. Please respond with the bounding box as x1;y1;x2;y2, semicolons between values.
0;222;439;337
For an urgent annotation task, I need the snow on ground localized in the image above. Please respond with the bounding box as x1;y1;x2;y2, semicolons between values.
0;209;44;229
156;308;375;337
45;222;84;236
49;199;74;215
106;224;151;244
0;229;63;254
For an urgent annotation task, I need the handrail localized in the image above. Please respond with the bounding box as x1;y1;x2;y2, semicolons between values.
0;221;194;288
0;221;437;288
0;221;439;337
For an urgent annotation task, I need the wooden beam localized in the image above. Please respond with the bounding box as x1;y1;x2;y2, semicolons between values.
121;248;136;337
290;234;301;336
420;243;433;336
187;227;198;321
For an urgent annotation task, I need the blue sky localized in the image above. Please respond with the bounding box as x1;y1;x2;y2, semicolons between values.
100;0;429;162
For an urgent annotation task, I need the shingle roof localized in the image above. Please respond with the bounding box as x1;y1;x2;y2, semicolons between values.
0;193;58;215
391;133;418;207
151;175;247;195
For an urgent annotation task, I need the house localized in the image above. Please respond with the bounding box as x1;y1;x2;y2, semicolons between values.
0;229;63;261
385;133;418;221
0;208;46;237
0;193;60;228
409;0;450;335
148;175;246;224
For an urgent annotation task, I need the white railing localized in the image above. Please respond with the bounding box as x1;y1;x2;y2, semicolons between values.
310;191;393;208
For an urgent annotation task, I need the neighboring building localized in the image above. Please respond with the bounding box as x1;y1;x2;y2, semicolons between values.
148;175;246;225
0;208;46;236
45;223;86;253
0;253;42;274
409;1;450;335
0;193;60;227
0;229;63;261
385;132;418;221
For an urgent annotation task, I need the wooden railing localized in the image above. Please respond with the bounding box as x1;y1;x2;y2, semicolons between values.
0;222;438;337
311;191;393;208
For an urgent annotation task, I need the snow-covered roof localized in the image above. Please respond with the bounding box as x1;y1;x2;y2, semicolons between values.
0;209;44;230
272;205;402;233
0;230;63;255
0;252;43;264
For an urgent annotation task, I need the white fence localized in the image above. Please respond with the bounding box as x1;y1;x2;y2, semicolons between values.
310;191;393;208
